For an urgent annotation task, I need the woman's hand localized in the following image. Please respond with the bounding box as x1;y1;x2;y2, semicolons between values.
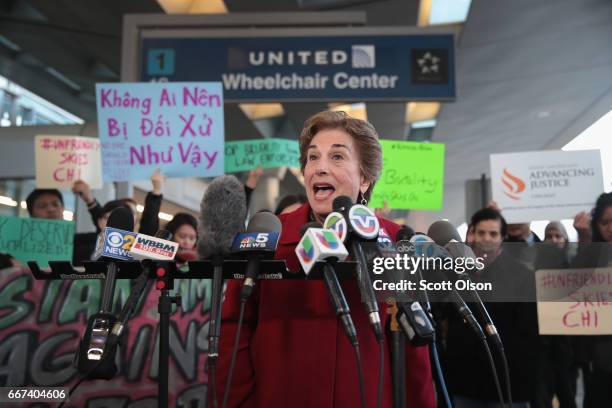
573;211;592;243
246;165;263;190
151;169;165;195
72;180;94;205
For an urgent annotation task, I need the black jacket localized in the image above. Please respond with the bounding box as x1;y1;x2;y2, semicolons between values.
440;250;539;402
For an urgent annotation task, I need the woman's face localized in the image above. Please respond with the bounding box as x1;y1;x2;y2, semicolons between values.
303;128;369;217
597;206;612;243
545;228;567;248
174;224;197;250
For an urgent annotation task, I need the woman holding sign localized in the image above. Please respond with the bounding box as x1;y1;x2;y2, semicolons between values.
212;111;435;408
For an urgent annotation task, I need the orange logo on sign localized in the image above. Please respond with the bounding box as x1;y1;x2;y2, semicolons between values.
501;168;525;200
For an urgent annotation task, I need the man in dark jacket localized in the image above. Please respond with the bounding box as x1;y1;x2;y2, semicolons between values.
441;208;539;407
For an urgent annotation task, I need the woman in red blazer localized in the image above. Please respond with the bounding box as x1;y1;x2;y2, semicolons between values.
211;111;435;407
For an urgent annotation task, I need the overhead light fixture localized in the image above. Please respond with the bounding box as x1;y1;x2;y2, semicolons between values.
329;103;367;121
0;195;18;207
405;102;441;124
157;0;227;14
239;103;285;120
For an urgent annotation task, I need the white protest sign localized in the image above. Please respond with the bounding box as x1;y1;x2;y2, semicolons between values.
490;150;603;223
35;135;102;189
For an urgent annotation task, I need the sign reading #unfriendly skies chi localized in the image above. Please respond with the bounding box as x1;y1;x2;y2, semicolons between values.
370;140;445;210
95;82;224;182
35;135;103;189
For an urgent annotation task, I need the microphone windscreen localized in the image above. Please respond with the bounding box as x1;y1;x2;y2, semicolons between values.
198;175;247;259
246;212;282;233
427;220;462;246
396;225;415;242
300;221;322;236
106;207;134;231
332;196;353;213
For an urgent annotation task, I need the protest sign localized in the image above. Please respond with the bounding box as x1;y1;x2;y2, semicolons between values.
370;140;445;210
536;267;612;335
96;82;224;181
490;150;603;223
224;138;299;172
0;266;212;406
0;216;74;268
35;135;102;189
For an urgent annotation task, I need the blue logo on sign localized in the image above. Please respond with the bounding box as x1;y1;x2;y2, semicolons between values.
147;49;175;75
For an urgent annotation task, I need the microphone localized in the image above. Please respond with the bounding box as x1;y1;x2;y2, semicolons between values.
197;175;247;366
104;229;177;347
233;212;282;302
427;220;502;346
387;228;435;346
331;196;383;343
76;206;135;379
296;222;357;346
409;233;484;337
128;230;179;261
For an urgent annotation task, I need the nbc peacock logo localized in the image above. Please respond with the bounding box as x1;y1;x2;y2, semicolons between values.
501;168;526;200
298;236;315;263
315;230;339;250
240;236;256;246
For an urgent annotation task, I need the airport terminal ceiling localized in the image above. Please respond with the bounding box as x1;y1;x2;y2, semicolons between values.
0;0;610;225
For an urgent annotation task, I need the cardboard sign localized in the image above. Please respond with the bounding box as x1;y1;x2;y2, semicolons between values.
536;267;612;335
490;150;604;223
224;138;299;173
370;140;445;210
96;82;224;181
0;216;74;268
35;135;102;189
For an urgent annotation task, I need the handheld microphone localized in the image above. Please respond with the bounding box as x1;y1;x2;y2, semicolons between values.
385;228;435;346
331;196;383;343
105;229;177;346
409;233;484;337
76;206;134;379
197;175;247;366
234;212;282;302
427;220;502;346
296;222;357;345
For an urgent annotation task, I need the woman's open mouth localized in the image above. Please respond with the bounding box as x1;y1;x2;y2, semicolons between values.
313;183;336;200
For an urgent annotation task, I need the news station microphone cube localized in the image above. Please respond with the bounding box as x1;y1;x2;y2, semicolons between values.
129;234;179;261
296;228;348;275
97;227;138;261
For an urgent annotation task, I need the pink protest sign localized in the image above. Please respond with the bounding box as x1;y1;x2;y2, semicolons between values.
35;135;102;189
536;267;612;335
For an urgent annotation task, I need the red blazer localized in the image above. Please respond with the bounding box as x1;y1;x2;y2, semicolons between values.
211;203;435;407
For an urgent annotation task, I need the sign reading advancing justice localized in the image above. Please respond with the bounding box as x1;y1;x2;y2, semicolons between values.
0;216;74;268
35;135;102;189
95;82;224;182
490;150;603;223
536;267;612;335
370;140;445;210
224;138;299;173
